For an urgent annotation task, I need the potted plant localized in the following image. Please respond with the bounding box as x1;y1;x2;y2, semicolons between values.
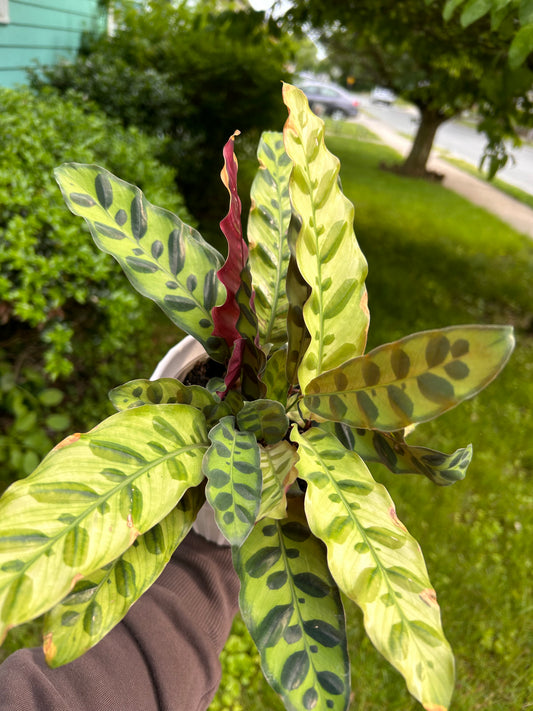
0;84;514;711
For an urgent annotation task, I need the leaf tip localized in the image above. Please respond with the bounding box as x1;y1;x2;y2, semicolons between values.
43;632;57;665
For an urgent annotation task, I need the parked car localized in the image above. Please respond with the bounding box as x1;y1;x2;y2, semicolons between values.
370;86;396;105
298;82;359;120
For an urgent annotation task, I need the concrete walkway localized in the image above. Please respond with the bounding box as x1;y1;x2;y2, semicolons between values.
356;113;533;239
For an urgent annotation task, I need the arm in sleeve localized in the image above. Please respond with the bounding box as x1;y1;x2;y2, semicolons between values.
0;531;240;711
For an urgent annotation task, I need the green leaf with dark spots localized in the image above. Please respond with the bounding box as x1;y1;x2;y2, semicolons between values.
285;215;311;389
55;163;228;362
42;485;204;666
203;417;261;545
338;425;472;486
262;347;290;406
292;426;454;710
236;399;289;445
248;132;292;348
305;325;515;431
0;404;208;642
257;440;298;521
234;497;349;711
109;378;219;422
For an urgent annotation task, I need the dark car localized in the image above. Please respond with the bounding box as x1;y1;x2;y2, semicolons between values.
298;82;359;120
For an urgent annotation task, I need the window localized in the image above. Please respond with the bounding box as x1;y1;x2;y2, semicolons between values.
0;0;9;24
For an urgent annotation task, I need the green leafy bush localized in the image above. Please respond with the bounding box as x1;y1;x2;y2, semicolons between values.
0;354;70;491
208;616;262;711
0;86;190;481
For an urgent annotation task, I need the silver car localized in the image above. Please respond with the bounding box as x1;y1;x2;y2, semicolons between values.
298;82;359;120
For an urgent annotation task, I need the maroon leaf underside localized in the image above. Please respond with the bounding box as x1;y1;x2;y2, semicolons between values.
224;337;247;393
211;132;265;398
212;131;252;350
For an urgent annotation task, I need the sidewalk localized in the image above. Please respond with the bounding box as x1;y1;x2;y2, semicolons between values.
356;113;533;239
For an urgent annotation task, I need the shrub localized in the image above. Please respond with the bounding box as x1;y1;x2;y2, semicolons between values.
0;86;190;482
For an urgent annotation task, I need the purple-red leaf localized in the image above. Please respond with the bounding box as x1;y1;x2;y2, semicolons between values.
223;338;246;393
212;131;251;349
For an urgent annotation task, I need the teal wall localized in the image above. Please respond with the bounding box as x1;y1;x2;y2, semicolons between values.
0;0;106;87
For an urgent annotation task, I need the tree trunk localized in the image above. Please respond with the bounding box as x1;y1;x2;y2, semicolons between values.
399;107;447;178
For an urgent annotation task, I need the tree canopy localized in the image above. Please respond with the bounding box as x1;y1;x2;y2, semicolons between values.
425;0;533;67
287;0;533;178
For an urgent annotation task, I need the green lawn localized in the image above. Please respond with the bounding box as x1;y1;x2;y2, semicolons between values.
214;124;533;711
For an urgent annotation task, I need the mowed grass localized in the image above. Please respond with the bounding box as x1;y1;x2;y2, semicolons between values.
236;124;533;711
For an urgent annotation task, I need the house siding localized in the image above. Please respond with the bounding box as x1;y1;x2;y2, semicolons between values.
0;0;105;87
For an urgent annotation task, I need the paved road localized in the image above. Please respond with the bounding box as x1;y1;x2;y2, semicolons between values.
358;96;533;195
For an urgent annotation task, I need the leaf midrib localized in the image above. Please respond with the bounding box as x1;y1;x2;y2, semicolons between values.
263;163;289;345
301;156;325;375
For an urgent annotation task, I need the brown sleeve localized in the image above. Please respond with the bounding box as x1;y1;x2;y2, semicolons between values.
0;532;240;711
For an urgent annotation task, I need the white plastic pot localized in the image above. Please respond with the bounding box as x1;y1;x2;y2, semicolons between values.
150;335;207;381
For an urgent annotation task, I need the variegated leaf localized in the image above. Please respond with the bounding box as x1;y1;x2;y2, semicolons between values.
282;83;369;393
257;441;299;520
236;399;290;446
248;131;292;348
109;378;245;426
54;164;228;362
0;404;208;642
333;423;472;486
109;378;217;413
43;485;204;666
291;426;454;711
234;497;350;711
305;325;515;432
203;416;262;545
263;347;290;406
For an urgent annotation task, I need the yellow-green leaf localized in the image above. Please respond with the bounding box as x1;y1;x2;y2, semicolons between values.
305;325;514;431
257;441;299;520
282;83;369;393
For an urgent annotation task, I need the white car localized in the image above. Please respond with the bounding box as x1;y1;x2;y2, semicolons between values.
370;86;396;105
